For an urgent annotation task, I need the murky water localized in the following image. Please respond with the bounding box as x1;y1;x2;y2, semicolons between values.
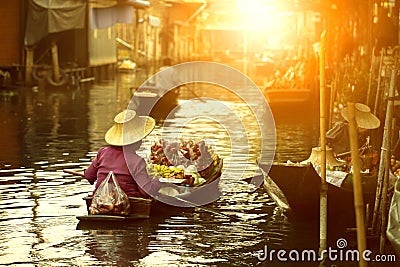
0;72;393;267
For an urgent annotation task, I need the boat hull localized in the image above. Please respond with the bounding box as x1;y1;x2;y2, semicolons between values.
131;86;179;119
259;162;377;226
263;88;314;107
76;177;221;227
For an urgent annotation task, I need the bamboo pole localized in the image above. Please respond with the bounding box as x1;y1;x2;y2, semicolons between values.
347;102;368;267
318;31;328;264
328;80;335;129
373;49;385;115
366;47;375;107
372;68;396;234
371;49;385;232
379;69;396;253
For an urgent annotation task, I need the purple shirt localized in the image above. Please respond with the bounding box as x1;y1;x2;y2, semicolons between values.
84;146;160;198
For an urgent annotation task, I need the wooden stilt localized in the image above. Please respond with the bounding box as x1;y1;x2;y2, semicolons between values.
25;47;34;85
51;42;61;83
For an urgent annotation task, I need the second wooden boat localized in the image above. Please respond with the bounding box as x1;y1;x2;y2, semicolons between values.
259;162;377;226
263;88;313;106
131;85;180;119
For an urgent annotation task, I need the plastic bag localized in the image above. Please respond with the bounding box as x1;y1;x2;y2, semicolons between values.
89;171;131;215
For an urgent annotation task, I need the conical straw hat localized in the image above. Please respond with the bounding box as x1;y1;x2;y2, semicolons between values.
301;146;344;166
105;109;155;146
340;103;380;129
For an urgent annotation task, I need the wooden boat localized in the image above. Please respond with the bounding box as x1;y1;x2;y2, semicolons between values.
263;88;314;106
258;162;378;226
131;85;179;119
75;195;193;229
72;144;223;227
75;164;222;226
77;196;153;222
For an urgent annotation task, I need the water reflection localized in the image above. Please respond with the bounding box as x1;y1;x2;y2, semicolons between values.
0;89;23;166
83;225;153;266
0;72;324;266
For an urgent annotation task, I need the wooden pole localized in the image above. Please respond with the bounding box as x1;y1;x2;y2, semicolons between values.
153;27;158;72
134;9;140;62
318;30;328;264
243;30;248;76
379;69;396;253
174;25;179;62
347;102;368;267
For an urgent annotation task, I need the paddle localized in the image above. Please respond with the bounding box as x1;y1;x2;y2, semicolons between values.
155;193;249;222
242;174;264;186
180;85;206;103
163;175;267;222
64;169;85;177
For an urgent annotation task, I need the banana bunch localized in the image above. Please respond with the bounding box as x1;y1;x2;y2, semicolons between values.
213;154;220;166
167;166;185;178
148;164;184;178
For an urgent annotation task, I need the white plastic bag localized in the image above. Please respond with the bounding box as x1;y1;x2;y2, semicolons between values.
89;171;131;215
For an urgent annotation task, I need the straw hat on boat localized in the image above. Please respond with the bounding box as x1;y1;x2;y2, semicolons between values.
105;109;155;146
301;146;345;166
340;103;380;129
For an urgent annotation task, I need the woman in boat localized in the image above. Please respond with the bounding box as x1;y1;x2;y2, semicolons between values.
326;103;381;156
84;109;161;198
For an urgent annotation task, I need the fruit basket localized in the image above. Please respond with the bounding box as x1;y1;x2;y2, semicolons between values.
391;155;400;178
147;139;223;187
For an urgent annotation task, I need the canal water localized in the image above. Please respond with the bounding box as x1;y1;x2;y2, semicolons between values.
0;70;395;267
